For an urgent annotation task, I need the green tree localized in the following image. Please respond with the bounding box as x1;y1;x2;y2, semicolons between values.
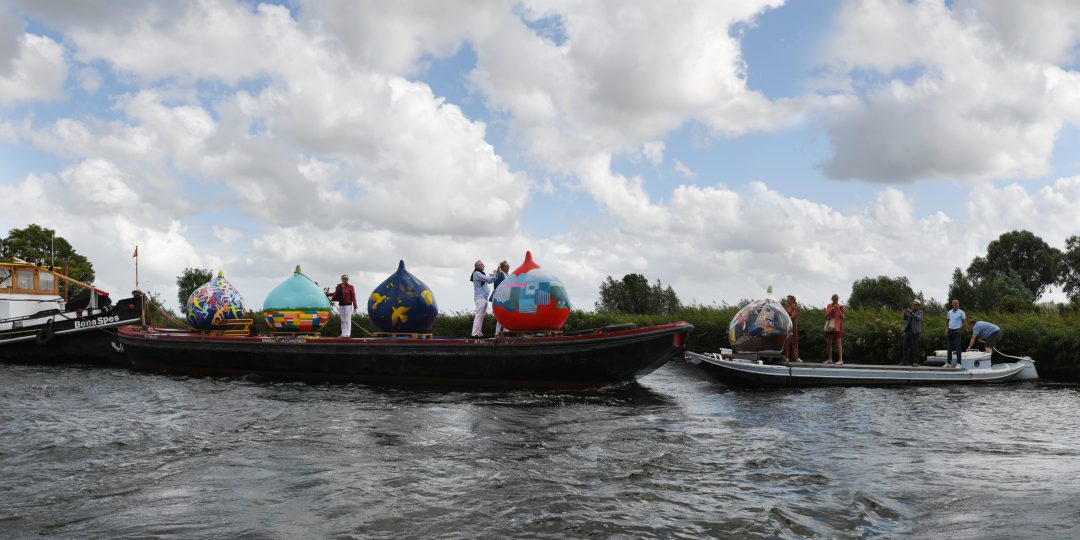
176;267;213;307
946;267;975;307
0;224;95;295
650;279;681;314
596;274;681;314
948;266;1034;312
848;275;917;310
1062;235;1080;305
967;230;1062;301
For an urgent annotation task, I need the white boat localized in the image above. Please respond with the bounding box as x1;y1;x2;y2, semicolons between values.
686;348;1038;386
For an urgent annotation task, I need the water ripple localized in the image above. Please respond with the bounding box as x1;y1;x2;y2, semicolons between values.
1;362;1079;538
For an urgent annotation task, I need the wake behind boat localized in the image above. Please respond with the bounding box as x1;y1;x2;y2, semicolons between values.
686;348;1038;387
117;321;694;388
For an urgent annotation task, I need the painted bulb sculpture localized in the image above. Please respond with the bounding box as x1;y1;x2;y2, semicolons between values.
728;289;792;354
185;270;246;330
492;251;572;331
368;260;438;333
262;265;332;334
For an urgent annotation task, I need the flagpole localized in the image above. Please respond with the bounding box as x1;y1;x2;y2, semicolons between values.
134;245;144;326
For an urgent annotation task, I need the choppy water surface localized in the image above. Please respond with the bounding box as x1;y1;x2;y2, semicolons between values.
2;362;1078;539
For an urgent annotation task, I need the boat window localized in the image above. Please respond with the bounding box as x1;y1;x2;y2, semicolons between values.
0;268;11;289
17;270;34;290
39;271;56;291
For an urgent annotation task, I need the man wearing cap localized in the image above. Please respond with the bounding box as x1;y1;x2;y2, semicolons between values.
901;299;924;366
968;319;1002;353
329;274;358;338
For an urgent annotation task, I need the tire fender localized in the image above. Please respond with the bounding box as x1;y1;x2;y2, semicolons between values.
35;319;55;345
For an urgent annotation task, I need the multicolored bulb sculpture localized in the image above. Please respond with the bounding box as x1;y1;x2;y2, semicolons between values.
368;260;438;333
728;288;792;354
492;251;572;331
185;270;246;330
262;265;332;334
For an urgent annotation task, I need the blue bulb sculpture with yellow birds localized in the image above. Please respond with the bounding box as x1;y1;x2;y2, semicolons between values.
367;260;438;333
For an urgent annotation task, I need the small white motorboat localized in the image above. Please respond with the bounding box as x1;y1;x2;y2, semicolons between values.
686;348;1038;387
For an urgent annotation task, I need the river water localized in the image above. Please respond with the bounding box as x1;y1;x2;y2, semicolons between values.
1;361;1078;539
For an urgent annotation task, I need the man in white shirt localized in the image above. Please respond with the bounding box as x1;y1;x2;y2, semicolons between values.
944;299;967;368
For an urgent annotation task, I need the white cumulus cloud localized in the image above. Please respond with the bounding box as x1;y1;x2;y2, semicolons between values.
818;0;1080;183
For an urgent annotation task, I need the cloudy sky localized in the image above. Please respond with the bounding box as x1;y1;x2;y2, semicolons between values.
2;0;1079;312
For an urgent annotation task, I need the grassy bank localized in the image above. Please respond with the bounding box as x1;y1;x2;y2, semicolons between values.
202;306;1078;382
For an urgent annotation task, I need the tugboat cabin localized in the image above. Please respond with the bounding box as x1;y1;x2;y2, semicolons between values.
0;261;63;320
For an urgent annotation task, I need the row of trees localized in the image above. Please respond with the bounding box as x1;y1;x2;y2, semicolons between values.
849;230;1080;313
946;230;1080;311
600;231;1080;315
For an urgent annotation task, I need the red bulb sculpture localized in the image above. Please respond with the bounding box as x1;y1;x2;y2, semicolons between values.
491;251;572;331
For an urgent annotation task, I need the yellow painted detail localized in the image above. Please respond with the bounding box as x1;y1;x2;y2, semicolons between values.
421;290;433;306
391;306;410;326
370;292;388;310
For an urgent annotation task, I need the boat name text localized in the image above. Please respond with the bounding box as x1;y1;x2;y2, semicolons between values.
74;315;121;329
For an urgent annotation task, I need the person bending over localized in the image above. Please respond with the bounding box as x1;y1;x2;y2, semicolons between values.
968;320;1002;353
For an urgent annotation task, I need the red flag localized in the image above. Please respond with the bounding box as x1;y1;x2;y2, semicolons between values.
133;246;138;258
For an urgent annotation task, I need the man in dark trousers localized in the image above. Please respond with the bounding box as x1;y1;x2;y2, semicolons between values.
968;319;1002;353
329;274;358;337
901;299;923;366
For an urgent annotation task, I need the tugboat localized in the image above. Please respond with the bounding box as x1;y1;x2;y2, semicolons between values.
0;260;143;365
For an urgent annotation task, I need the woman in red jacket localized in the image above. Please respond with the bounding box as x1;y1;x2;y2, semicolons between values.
823;293;845;365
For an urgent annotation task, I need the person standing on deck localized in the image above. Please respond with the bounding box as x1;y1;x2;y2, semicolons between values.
968;320;1002;353
491;260;510;337
471;260;497;338
329;274;358;338
785;295;801;362
823;294;845;365
901;299;923;366
945;299;966;368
